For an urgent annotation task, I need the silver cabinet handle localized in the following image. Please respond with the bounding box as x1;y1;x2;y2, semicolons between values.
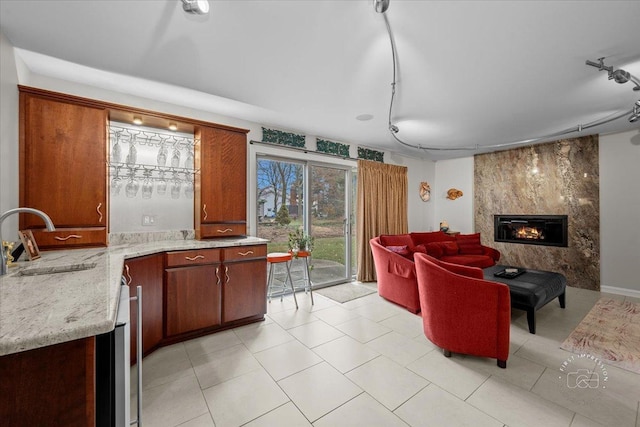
225;266;230;284
202;204;208;221
97;202;103;223
215;267;221;286
130;285;143;427
238;251;254;257
185;255;205;261
217;228;233;234
54;234;83;241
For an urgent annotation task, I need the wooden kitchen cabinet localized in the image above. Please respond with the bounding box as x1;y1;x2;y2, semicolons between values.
195;126;248;239
165;249;222;336
222;245;268;322
124;253;164;364
19;88;108;249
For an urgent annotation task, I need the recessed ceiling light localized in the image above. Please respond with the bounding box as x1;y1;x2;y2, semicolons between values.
132;117;143;125
168;123;178;131
181;0;209;15
356;114;374;121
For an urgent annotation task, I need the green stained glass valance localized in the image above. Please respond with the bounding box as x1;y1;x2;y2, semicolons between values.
358;147;384;163
262;127;305;148
316;139;350;157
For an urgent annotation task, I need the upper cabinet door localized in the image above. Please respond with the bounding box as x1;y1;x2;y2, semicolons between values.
21;92;107;230
196;126;247;238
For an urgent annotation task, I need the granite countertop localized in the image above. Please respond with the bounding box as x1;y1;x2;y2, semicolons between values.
0;236;267;356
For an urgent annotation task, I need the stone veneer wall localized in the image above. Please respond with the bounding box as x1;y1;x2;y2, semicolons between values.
474;136;600;290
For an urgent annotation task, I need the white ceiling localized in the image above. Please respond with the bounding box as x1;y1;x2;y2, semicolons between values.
1;0;639;160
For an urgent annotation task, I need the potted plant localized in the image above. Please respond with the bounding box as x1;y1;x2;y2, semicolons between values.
288;229;314;255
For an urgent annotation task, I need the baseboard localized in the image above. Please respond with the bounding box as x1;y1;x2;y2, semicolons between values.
600;285;640;298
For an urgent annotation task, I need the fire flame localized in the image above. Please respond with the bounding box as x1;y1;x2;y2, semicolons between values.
515;226;544;240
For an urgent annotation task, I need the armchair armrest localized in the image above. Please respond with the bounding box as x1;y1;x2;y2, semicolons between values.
482;245;501;261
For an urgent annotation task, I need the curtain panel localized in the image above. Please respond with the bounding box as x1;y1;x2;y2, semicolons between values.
356;160;408;281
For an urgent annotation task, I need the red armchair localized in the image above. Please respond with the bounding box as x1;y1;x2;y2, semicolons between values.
414;253;511;368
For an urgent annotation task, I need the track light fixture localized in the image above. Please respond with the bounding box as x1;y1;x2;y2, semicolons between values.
181;0;209;15
374;2;640;152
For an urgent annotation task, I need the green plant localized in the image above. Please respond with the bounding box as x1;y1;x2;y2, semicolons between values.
288;228;314;253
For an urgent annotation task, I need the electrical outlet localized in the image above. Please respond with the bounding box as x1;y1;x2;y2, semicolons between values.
142;215;156;226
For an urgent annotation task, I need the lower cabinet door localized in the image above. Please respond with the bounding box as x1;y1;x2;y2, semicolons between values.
222;259;267;323
165;264;221;336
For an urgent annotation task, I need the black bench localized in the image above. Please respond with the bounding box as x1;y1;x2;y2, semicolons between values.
484;265;566;334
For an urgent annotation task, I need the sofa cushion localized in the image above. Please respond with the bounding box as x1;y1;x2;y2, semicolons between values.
410;231;454;246
424;242;444;258
441;255;495;268
388;259;416;279
439;241;459;256
380;234;413;247
455;233;484;255
385;245;413;260
411;244;428;255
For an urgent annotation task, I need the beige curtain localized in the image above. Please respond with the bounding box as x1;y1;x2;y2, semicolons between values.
356;159;408;282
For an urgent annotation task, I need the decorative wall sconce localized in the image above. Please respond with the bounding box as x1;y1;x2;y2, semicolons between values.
419;182;431;201
446;188;463;200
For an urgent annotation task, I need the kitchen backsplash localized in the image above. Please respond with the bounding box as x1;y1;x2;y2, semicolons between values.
109;230;195;246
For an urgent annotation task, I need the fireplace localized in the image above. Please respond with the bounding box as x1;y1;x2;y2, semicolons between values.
494;215;568;247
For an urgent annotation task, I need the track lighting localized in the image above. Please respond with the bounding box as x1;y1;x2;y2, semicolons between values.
181;0;209;15
373;0;390;14
630;101;640;123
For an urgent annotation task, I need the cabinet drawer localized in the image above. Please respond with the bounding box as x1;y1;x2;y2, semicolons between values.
165;248;220;267
223;245;267;262
200;223;246;238
30;227;107;249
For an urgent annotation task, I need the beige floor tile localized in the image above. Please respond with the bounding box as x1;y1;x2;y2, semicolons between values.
515;334;596;370
139;375;209;427
346;356;429;410
467;376;577;427
334;316;393;343
203;369;289;427
176;412;215;427
254;339;322;381
314;393;409;427
267;306;318;330
312;335;380;373
379;311;424;339
266;294;299;314
366;331;436;366
183;329;241;359
233;320;295;353
395;383;503;427
191;343;262;390
243;402;312;427
139;343;195;390
312;305;362;326
407;350;490;400
288;319;344;348
531;366;637;427
277;362;362;422
570;413;608;427
457;352;546;391
348;299;405;322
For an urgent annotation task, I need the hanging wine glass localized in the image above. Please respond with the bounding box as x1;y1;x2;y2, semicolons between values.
125;169;139;198
184;173;194;199
141;170;153;199
111;132;122;163
184;146;194;169
157;140;168;166
171;143;181;168
126;134;137;166
157;171;167;196
170;172;181;199
111;167;122;196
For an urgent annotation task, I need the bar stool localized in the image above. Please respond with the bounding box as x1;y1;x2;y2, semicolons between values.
266;252;298;309
292;250;314;305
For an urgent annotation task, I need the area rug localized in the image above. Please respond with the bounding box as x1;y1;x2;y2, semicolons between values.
560;298;640;374
314;283;377;303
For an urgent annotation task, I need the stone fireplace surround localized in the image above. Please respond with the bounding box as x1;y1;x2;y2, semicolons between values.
474;136;600;291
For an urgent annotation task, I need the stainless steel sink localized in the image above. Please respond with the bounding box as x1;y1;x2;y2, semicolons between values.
18;262;97;276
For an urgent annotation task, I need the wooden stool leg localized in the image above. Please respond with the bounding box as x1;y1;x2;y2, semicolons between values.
285;261;298;309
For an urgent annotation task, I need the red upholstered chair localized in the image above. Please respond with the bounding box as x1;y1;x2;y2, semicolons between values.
414;253;511;368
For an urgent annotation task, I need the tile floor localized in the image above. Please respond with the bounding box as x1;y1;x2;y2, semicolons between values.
131;285;640;427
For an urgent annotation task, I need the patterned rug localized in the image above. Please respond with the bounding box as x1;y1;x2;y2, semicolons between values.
560;298;640;374
314;282;377;303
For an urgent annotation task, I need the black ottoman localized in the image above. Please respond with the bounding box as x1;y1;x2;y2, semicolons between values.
484;265;566;334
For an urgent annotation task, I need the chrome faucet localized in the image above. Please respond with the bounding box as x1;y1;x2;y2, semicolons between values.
0;208;56;276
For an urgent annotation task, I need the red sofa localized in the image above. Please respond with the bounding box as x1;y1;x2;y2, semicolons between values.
414;253;511;368
369;231;500;313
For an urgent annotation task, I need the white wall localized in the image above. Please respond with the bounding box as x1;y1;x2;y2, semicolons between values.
434;157;475;233
600;130;640;295
0;31;20;241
